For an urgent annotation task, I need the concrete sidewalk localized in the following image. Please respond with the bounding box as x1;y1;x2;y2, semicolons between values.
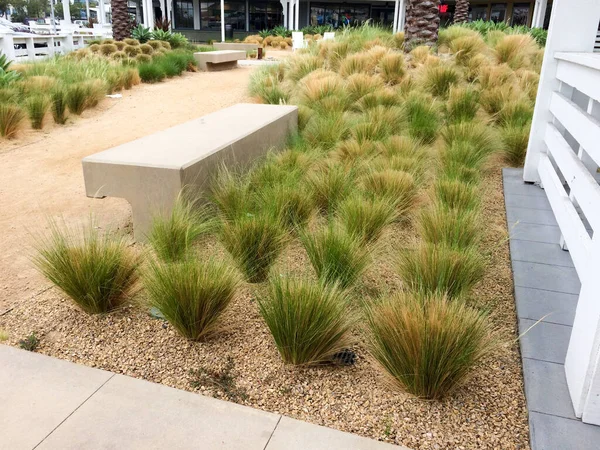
503;168;600;449
0;345;402;450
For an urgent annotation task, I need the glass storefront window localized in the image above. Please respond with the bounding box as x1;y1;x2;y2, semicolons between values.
469;5;488;21
309;3;370;28
174;0;194;29
201;1;220;29
511;3;530;26
225;0;245;30
249;1;283;31
490;3;507;23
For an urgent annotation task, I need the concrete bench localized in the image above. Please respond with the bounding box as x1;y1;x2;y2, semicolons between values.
82;103;298;240
213;42;259;52
193;50;246;71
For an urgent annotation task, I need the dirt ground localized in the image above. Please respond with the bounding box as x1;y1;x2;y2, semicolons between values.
0;67;254;312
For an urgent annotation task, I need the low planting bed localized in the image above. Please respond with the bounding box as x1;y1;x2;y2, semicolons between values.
0;25;540;449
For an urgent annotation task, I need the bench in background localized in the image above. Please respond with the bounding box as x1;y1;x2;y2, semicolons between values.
193;50;246;71
82;104;298;240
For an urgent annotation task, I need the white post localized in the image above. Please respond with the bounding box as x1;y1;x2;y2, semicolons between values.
522;0;600;183
62;0;72;25
146;0;155;28
0;31;16;62
288;0;295;31
193;0;200;29
393;0;399;33
220;0;225;41
85;0;90;22
531;0;548;28
399;0;406;32
294;0;299;31
98;0;106;25
166;0;172;28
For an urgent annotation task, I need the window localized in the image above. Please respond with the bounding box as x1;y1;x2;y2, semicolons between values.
201;2;220;29
511;3;530;26
309;3;370;28
490;3;507;23
174;0;194;29
249;1;283;31
469;5;488;21
439;3;455;27
201;1;246;30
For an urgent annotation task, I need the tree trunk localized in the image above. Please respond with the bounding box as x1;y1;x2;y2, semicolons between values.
111;0;131;41
453;0;469;24
404;0;441;49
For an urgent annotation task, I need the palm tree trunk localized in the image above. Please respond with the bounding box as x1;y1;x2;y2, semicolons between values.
111;0;131;41
453;0;469;24
404;0;441;49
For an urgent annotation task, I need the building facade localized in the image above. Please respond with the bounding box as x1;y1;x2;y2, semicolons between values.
163;0;553;41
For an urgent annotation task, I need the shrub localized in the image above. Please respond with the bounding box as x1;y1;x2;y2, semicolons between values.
301;223;370;289
501;124;531;166
138;61;166;83
351;106;405;143
494;34;538;70
340;52;374;77
361;168;418;216
33;222;140;314
148;194;212;262
124;38;140;46
139;44;154;55
89;43;100;53
366;292;496;399
211;167;252;221
441;122;498;168
420;64;459;97
144;258;239;340
124;45;142;57
449;35;486;66
497;98;533;128
263;183;315;230
307;163;355;215
477;63;515;90
303;112;348;149
286;54;323;82
25;95;49;129
258;277;354;365
446;86;480;123
440;161;480;185
135;53;152;64
131;24;152;43
345;73;384;102
148;40;162;50
398;243;485;298
115;41;127;51
112;51;128;61
99;43;118;56
338;194;397;243
434;178;480;211
418;205;481;249
378;52;405;85
122;68;141;89
220;212;287;283
50;88;67;125
0;103;25;138
405;94;439;144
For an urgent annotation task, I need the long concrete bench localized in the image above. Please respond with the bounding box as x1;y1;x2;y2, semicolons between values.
214;42;259;52
82;103;298;240
194;50;246;71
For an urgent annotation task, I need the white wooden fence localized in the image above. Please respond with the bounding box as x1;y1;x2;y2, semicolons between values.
523;0;600;425
0;28;110;63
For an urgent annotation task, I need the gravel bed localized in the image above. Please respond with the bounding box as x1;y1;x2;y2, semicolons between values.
0;165;529;449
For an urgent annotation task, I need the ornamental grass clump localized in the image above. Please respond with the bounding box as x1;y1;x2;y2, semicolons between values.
258;277;354;365
144;258;239;340
138;61;166;83
0;103;25;138
420;64;460;98
398;243;485;299
361;169;418;217
220;212;287;283
404;94;440;144
501;124;531;166
301;223;370;289
338;194;397;244
441;122;499;169
25;95;49;129
366;292;496;399
378;52;405;85
307;163;355;215
434;178;480;211
148;193;213;262
211;167;253;221
418;205;481;249
264;183;315;230
33;223;140;314
446;86;480;124
50;88;68;124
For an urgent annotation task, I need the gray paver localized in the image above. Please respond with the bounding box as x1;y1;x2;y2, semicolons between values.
266;416;405;450
512;260;581;294
522;358;577;419
529;412;600;450
0;345;113;450
506;207;560;226
518;319;572;364
505;193;552;211
514;286;578;326
38;373;280;450
508;222;561;244
509;239;575;268
503;181;547;197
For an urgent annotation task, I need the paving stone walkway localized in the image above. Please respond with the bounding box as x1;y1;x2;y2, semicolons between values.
503;168;600;449
0;344;402;450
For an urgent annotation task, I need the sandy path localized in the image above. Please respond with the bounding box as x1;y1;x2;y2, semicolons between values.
0;68;254;311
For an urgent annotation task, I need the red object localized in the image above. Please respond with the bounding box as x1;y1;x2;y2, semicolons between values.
439;4;449;13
